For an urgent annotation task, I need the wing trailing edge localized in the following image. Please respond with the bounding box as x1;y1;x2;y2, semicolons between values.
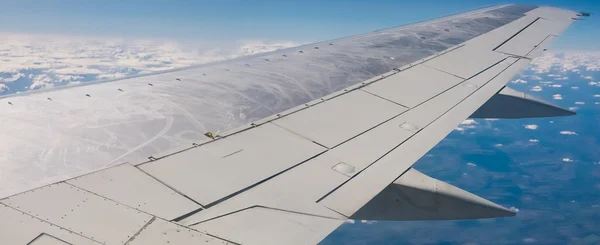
350;168;515;221
470;86;575;118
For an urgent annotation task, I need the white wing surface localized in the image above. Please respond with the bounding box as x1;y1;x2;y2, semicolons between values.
0;5;581;245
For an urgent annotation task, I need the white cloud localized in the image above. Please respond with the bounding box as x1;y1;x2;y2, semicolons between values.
575;101;585;105
531;85;543;92
523;238;536;243
553;94;563;100
529;139;539;143
467;162;477;167
581;75;594;80
562;158;574;163
360;220;376;224
554;77;568;80
511;79;527;84
509;207;520;213
454;127;465;132
345;220;356;224
550;84;562;88
494;144;503;147
461;119;478;125
548;74;561;77
530;51;600;74
524;124;538;130
571;86;579;90
569;107;578;111
530;75;542;80
0;33;300;94
560;131;578;135
589;81;598;86
594;94;600;98
0;84;8;92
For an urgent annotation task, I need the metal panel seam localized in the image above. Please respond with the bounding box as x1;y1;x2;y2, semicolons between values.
316;57;516;203
0;203;104;244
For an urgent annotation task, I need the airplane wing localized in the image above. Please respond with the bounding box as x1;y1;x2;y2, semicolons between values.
0;5;582;245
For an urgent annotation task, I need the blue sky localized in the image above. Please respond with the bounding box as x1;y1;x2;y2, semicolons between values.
1;0;598;50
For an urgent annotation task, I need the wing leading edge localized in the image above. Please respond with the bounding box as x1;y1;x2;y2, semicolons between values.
0;5;582;245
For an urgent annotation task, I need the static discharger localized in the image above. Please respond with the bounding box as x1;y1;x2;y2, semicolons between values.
85;94;91;97
204;132;218;139
176;78;181;81
148;83;153;86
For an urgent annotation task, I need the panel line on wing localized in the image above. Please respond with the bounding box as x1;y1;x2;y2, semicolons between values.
316;58;517;204
493;17;541;51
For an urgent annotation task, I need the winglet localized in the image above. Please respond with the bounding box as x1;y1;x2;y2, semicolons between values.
351;168;515;221
470;86;575;119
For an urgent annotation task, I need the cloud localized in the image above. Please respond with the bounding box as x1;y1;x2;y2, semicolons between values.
531;85;542;92
550;84;562;88
571;86;579;90
581;75;594;80
529;75;542;80
554;77;568;80
360;220;377;224
562;158;574;163
460;119;478;125
523;238;536;243
524;124;538;130
0;33;300;94
0;84;8;92
569;107;578;111
454;127;465;132
345;220;356;224
553;94;563;100
467;162;477;167
530;51;600;74
560;131;578;135
594;94;600;98
494;144;503;147
509;207;520;213
575;101;585;105
529;139;539;143
511;79;527;84
590;81;599;86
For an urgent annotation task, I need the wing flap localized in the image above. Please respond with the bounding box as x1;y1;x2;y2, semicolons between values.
191;207;344;245
138;123;327;206
66;163;202;220
319;57;527;217
0;204;101;245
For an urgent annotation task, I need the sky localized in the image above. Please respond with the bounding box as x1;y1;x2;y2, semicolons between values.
0;0;599;50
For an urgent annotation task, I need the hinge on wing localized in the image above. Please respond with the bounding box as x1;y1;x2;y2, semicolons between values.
204;132;219;139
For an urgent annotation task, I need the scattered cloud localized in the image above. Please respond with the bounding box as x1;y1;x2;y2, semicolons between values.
554;77;568;80
523;238;536;243
553;94;563;100
531;85;542;92
560;131;578;135
511;79;527;84
562;158;574;163
589;81;598;86
509;207;520;213
550;84;562;88
360;220;377;224
524;124;538;130
0;33;299;94
594;94;600;98
529;139;540;143
467;162;477;167
571;86;579;90
581;75;594;80
494;144;503;147
461;119;478;125
575;101;585;105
